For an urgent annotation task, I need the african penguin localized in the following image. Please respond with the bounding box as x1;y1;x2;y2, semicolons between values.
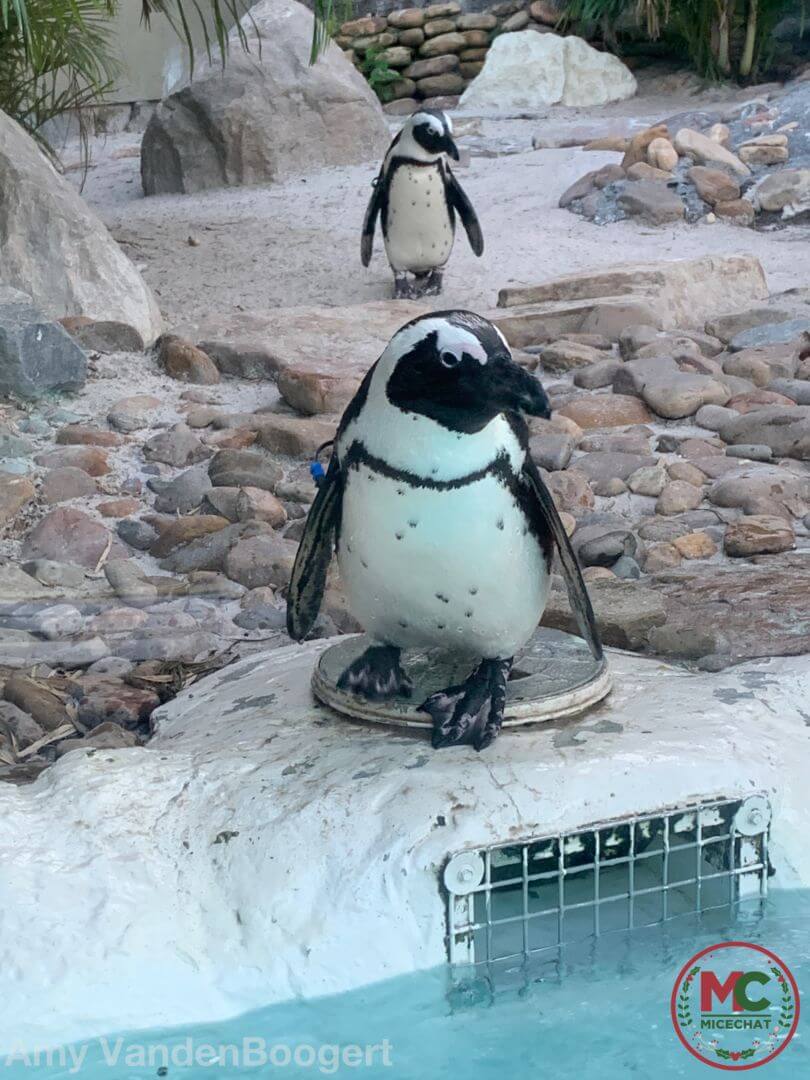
361;111;484;300
287;311;602;752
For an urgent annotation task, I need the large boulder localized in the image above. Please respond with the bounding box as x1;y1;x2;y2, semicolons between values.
141;0;389;195
0;112;161;345
459;31;636;112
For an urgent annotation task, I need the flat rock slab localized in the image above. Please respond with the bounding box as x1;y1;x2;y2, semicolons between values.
1;639;809;1051
496;255;768;335
648;555;810;661
185;301;428;414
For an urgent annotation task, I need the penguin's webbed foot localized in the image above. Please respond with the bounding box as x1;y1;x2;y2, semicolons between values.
419;657;512;752
422;269;444;297
393;274;414;300
337;644;412;701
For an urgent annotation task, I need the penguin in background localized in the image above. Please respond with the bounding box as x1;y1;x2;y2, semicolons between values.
287;310;603;752
361;110;484;300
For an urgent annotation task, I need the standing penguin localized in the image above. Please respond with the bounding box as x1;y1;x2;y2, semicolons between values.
361;110;484;299
287;311;603;752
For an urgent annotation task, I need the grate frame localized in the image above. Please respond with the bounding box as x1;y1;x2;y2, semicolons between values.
444;795;771;967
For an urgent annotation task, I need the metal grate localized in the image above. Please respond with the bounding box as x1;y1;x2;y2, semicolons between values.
444;795;771;967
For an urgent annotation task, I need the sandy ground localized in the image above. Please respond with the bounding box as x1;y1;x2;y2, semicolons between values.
71;86;810;330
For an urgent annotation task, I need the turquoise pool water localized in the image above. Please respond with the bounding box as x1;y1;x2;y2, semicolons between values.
8;892;810;1079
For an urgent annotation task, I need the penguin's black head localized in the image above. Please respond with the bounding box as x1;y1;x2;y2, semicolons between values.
408;109;460;161
385;311;551;434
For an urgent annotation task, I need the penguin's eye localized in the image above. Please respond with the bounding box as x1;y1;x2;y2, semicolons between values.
440;350;461;369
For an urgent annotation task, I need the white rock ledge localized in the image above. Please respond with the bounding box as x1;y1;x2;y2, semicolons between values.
1;639;809;1052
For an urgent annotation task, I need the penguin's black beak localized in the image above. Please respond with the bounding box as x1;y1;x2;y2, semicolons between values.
485;354;551;419
441;134;460;161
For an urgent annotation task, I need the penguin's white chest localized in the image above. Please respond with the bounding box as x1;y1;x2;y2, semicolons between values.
384;164;455;274
337;462;550;659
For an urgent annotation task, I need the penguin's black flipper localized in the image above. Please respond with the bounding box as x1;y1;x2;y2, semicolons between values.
361;171;385;267
444;165;484;257
286;455;343;641
522;456;604;662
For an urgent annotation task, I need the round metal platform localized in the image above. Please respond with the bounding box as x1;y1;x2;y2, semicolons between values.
312;627;612;732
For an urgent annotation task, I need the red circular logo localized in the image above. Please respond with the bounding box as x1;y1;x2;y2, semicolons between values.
671;941;800;1070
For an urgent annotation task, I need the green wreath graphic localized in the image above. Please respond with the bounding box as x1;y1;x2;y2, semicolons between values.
676;963;795;1064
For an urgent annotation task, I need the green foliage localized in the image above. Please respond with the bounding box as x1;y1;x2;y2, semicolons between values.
560;0;804;79
360;44;399;103
0;0;119;144
0;0;338;151
310;0;353;63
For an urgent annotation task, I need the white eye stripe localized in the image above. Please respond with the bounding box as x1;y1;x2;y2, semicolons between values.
435;324;488;365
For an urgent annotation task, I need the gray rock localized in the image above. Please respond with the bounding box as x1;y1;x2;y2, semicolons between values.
708;466;810;517
0;431;34;457
66;320;144;354
612;555;642;579
617;181;685;226
86;656;135;677
769;379;810;406
160;522;269;574
577;430;652;454
705;308;794;343
141;0;388;195
729;319;810;352
21;559;86;590
203;486;241;522
544;576;667;651
114;631;221;663
691;403;734;432
647;622;726;660
108;394;160;433
104;561;159;604
573;359;622;390
0;636;109;669
29;604;83;640
627;463;667;496
618;324;658;360
656;480;704;515
234;603;287;631
0;563;51;602
186;571;247;599
718;406;810;460
638;517;690;542
224;533;298;589
117;519;160;551
529;434;574;472
143;423;208;468
41;466;97;504
56;722;140;757
572;524;637;567
725;444;773;462
614;355;730;419
575;452;657;483
0;288;86;400
0;701;44;749
153;462;212;514
209;449;283;492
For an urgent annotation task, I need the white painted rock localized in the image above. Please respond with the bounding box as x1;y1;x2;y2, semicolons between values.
460;32;636;112
141;0;389;194
0;638;809;1052
0;111;162;344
